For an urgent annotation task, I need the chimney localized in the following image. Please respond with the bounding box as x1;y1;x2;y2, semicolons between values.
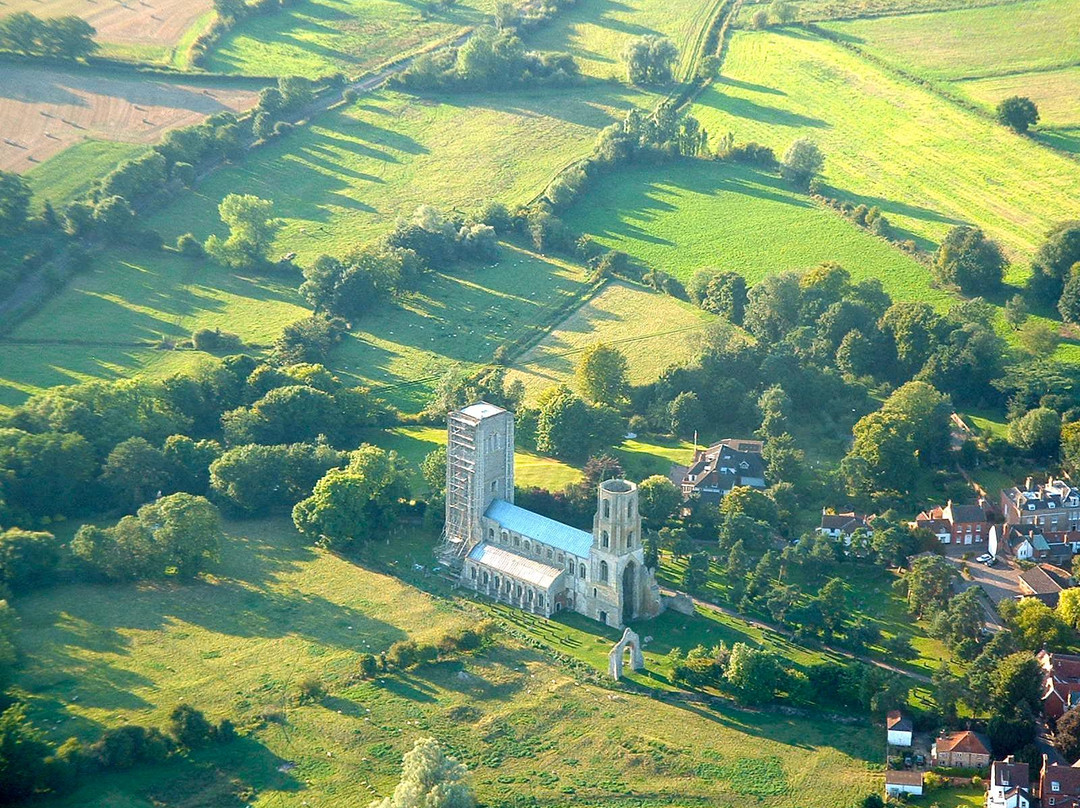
1026;477;1034;491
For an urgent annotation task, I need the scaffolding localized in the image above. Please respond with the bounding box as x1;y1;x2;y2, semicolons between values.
440;412;478;563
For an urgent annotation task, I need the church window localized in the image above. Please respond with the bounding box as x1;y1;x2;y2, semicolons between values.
603;500;610;518
546;548;552;559
600;561;609;583
493;575;499;587
537;594;545;608
627;531;634;547
491;481;497;493
602;531;609;549
629;501;634;517
482;571;488;585
501;531;509;544
513;535;520;547
558;554;564;563
527;590;533;601
488;528;494;540
523;541;530;553
470;566;476;580
579;564;586;578
593;587;597;598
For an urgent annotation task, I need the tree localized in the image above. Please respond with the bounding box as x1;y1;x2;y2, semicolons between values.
719;486;778;528
0;171;32;236
933;226;1006;295
169;704;215;750
683;551;709;592
0;704;50;802
0;529;59;595
905;555;955;617
996;96;1039;133
1062;420;1080;476
1004;294;1029;329
204;194;281;269
815;577;848;637
293;445;410;548
769;0;796;23
724;643;784;705
686;269;748;323
370;737;474;808
1007;406;1060;457
1002;598;1074;652
932;661;964;718
780;138;824;189
1028;221;1080;307
621;35;679;84
1056;705;1080;761
494;1;519;29
1018;320;1061;356
1059;263;1080;324
534;386;623;461
756;385;790;439
667;391;705;437
210;442;347;513
576;343;629;406
100;437;172;511
929;588;985;656
421;446;447;496
637;475;681;526
991;652;1043;718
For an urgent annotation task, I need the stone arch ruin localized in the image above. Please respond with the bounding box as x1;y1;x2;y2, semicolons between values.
608;627;645;680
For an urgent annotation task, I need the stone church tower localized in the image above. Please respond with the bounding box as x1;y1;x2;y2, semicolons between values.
444;403;514;550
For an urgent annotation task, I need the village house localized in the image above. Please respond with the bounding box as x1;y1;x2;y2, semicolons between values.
990;525;1080;564
1038;756;1080;808
912;500;992;546
932;730;991;768
1039;651;1080;720
886;710;913;747
1018;564;1075;607
885;770;924;798
819;510;874;545
987;757;1030;808
1002;479;1080;531
677;438;766;504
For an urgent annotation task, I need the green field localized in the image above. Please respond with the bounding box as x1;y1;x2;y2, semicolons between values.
12;516;883;808
206;0;495;78
527;0;726;81
737;0;1018;24
956;67;1080;153
507;280;716;403
688;29;1080;267
26;140;150;211
561;159;952;303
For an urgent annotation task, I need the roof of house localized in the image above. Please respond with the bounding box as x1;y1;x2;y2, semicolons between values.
821;512;870;533
1041;650;1080;679
459;402;507;420
935;730;990;756
945;502;989;523
466;543;565;589
1005;479;1080;511
1042;763;1080;796
887;710;913;732
1019;564;1071;596
991;758;1029;790
885;771;924;786
485;499;594;558
682;440;767;494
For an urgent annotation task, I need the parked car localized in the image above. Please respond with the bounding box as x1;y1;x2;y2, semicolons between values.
984;557;997;566
975;553;994;563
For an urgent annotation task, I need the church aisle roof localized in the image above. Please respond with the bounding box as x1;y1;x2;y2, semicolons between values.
467;543;565;588
484;499;594;557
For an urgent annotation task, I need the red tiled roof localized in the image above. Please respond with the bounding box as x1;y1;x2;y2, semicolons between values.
935;731;990;755
886;771;924;786
1042;763;1080;798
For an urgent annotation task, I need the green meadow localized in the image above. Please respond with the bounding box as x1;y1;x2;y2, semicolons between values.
737;0;1015;24
12;516;883;808
26;140;149;211
689;29;1080;267
956;67;1080;153
206;0;496;78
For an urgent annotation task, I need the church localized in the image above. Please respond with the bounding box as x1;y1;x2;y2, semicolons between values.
442;402;662;628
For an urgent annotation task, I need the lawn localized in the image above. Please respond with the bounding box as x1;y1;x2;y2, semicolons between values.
26;140;149;211
561;159;953;304
527;0;727;81
205;0;496;78
688;29;1080;267
506;281;716;404
11;515;883;807
143;87;647;265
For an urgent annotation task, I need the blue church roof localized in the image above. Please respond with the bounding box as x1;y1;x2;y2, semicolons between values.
484;499;594;558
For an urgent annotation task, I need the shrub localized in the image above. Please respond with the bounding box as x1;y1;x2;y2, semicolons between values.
192;327;243;353
177;233;204;257
169;704;215;750
296;676;325;704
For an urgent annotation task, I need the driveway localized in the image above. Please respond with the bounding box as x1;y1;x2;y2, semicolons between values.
959;557;1022;605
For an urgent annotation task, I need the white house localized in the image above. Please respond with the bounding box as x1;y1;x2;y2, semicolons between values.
885;771;923;797
987;757;1030;808
886;710;913;748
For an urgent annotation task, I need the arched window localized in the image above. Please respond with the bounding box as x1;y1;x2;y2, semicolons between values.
629;501;634;517
488;528;494;540
537;594;545;608
602;530;609;549
501;531;509;545
513;535;520;547
599;561;609;583
558;554;564;564
470;566;477;579
523;541;530;553
579;564;586;578
627;531;634;547
546;548;553;559
482;571;489;585
603;500;610;518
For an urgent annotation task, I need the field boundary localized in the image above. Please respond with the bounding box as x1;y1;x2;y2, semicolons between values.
787;0;1028;24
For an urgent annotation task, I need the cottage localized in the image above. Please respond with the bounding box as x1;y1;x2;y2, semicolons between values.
987;757;1030;808
886;710;913;748
1038;651;1080;720
1002;479;1080;532
932;730;991;768
990;525;1080;564
819;510;873;545
885;770;924;798
1018;564;1075;607
912;500;992;546
1038;755;1080;808
678;439;766;504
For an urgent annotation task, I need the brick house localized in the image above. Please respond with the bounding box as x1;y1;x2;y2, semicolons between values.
1039;651;1080;720
1018;564;1075;607
990;525;1080;564
678;439;766;504
1002;479;1080;532
912;500;992;546
1038;755;1080;808
932;730;991;768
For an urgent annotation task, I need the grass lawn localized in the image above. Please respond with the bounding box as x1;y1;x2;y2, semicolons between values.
689;29;1080;267
561;159;952;304
143;87;647;265
506;280;716;404
12;515;882;807
26;140;149;211
527;0;727;81
205;0;495;78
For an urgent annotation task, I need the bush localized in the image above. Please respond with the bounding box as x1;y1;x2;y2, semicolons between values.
169;704;215;750
296;676;325;704
191;327;243;353
177;233;204;257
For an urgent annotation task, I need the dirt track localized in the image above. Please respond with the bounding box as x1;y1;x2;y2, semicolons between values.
0;0;213;48
0;65;259;171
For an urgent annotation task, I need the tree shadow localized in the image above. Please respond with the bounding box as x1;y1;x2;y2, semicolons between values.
697;88;828;130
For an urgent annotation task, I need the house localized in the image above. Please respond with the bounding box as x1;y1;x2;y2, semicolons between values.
886;710;913;748
912;500;992;546
932;730;991;768
819;510;873;545
678;439;766;504
990;525;1080;564
1018;564;1075;607
987;757;1030;808
1002;478;1080;532
1038;755;1080;808
885;770;924;798
1038;650;1080;720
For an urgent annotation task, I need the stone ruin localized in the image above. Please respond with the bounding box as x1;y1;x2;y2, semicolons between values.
608;627;645;680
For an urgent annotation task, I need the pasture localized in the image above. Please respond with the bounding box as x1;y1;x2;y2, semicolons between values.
527;0;726;81
0;66;259;173
560;159;952;304
25;139;147;209
737;0;1016;23
205;0;496;78
506;281;715;403
0;0;215;62
688;29;1080;267
12;516;883;808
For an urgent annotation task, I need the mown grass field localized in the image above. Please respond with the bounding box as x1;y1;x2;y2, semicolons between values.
506;281;715;404
956;67;1080;153
205;0;495;78
12;516;883;808
527;0;726;81
736;0;1017;24
25;140;149;211
688;29;1080;267
561;159;952;304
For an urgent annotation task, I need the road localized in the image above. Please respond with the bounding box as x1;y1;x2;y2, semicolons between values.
661;587;932;684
